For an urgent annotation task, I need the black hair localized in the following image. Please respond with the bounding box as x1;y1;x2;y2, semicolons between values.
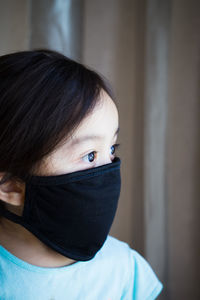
0;48;116;214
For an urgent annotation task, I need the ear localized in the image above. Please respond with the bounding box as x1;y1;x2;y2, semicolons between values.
0;174;25;206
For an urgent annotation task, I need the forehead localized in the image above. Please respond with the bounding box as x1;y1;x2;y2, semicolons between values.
71;91;118;138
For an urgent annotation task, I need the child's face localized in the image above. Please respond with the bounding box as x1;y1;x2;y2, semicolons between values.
37;90;120;176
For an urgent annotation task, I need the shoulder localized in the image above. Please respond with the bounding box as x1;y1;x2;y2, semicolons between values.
96;235;132;270
98;235;163;300
100;234;131;257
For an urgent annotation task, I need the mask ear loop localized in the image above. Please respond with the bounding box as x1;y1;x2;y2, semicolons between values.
1;206;24;225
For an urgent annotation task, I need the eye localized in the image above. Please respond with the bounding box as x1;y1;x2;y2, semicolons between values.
82;151;97;163
110;143;120;155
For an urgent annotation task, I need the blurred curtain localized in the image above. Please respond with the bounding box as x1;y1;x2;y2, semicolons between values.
30;0;83;61
0;0;83;61
0;0;200;299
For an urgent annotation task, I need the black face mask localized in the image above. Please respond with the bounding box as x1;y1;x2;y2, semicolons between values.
1;156;121;261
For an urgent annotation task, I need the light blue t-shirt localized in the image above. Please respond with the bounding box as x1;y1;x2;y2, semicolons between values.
0;235;163;300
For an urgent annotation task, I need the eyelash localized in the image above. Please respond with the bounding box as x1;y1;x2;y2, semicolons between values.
82;143;120;164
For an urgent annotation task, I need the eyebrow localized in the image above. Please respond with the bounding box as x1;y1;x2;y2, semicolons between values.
70;126;120;146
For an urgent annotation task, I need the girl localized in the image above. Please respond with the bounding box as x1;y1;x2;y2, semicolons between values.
0;49;163;299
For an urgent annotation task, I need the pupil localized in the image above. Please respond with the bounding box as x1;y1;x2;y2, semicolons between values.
88;152;94;162
111;145;115;155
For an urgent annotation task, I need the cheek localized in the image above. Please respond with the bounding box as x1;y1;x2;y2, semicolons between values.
37;150;76;176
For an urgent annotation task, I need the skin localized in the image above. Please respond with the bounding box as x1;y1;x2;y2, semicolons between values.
0;89;119;268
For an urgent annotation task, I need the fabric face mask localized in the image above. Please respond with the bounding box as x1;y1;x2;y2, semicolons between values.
1;156;121;261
